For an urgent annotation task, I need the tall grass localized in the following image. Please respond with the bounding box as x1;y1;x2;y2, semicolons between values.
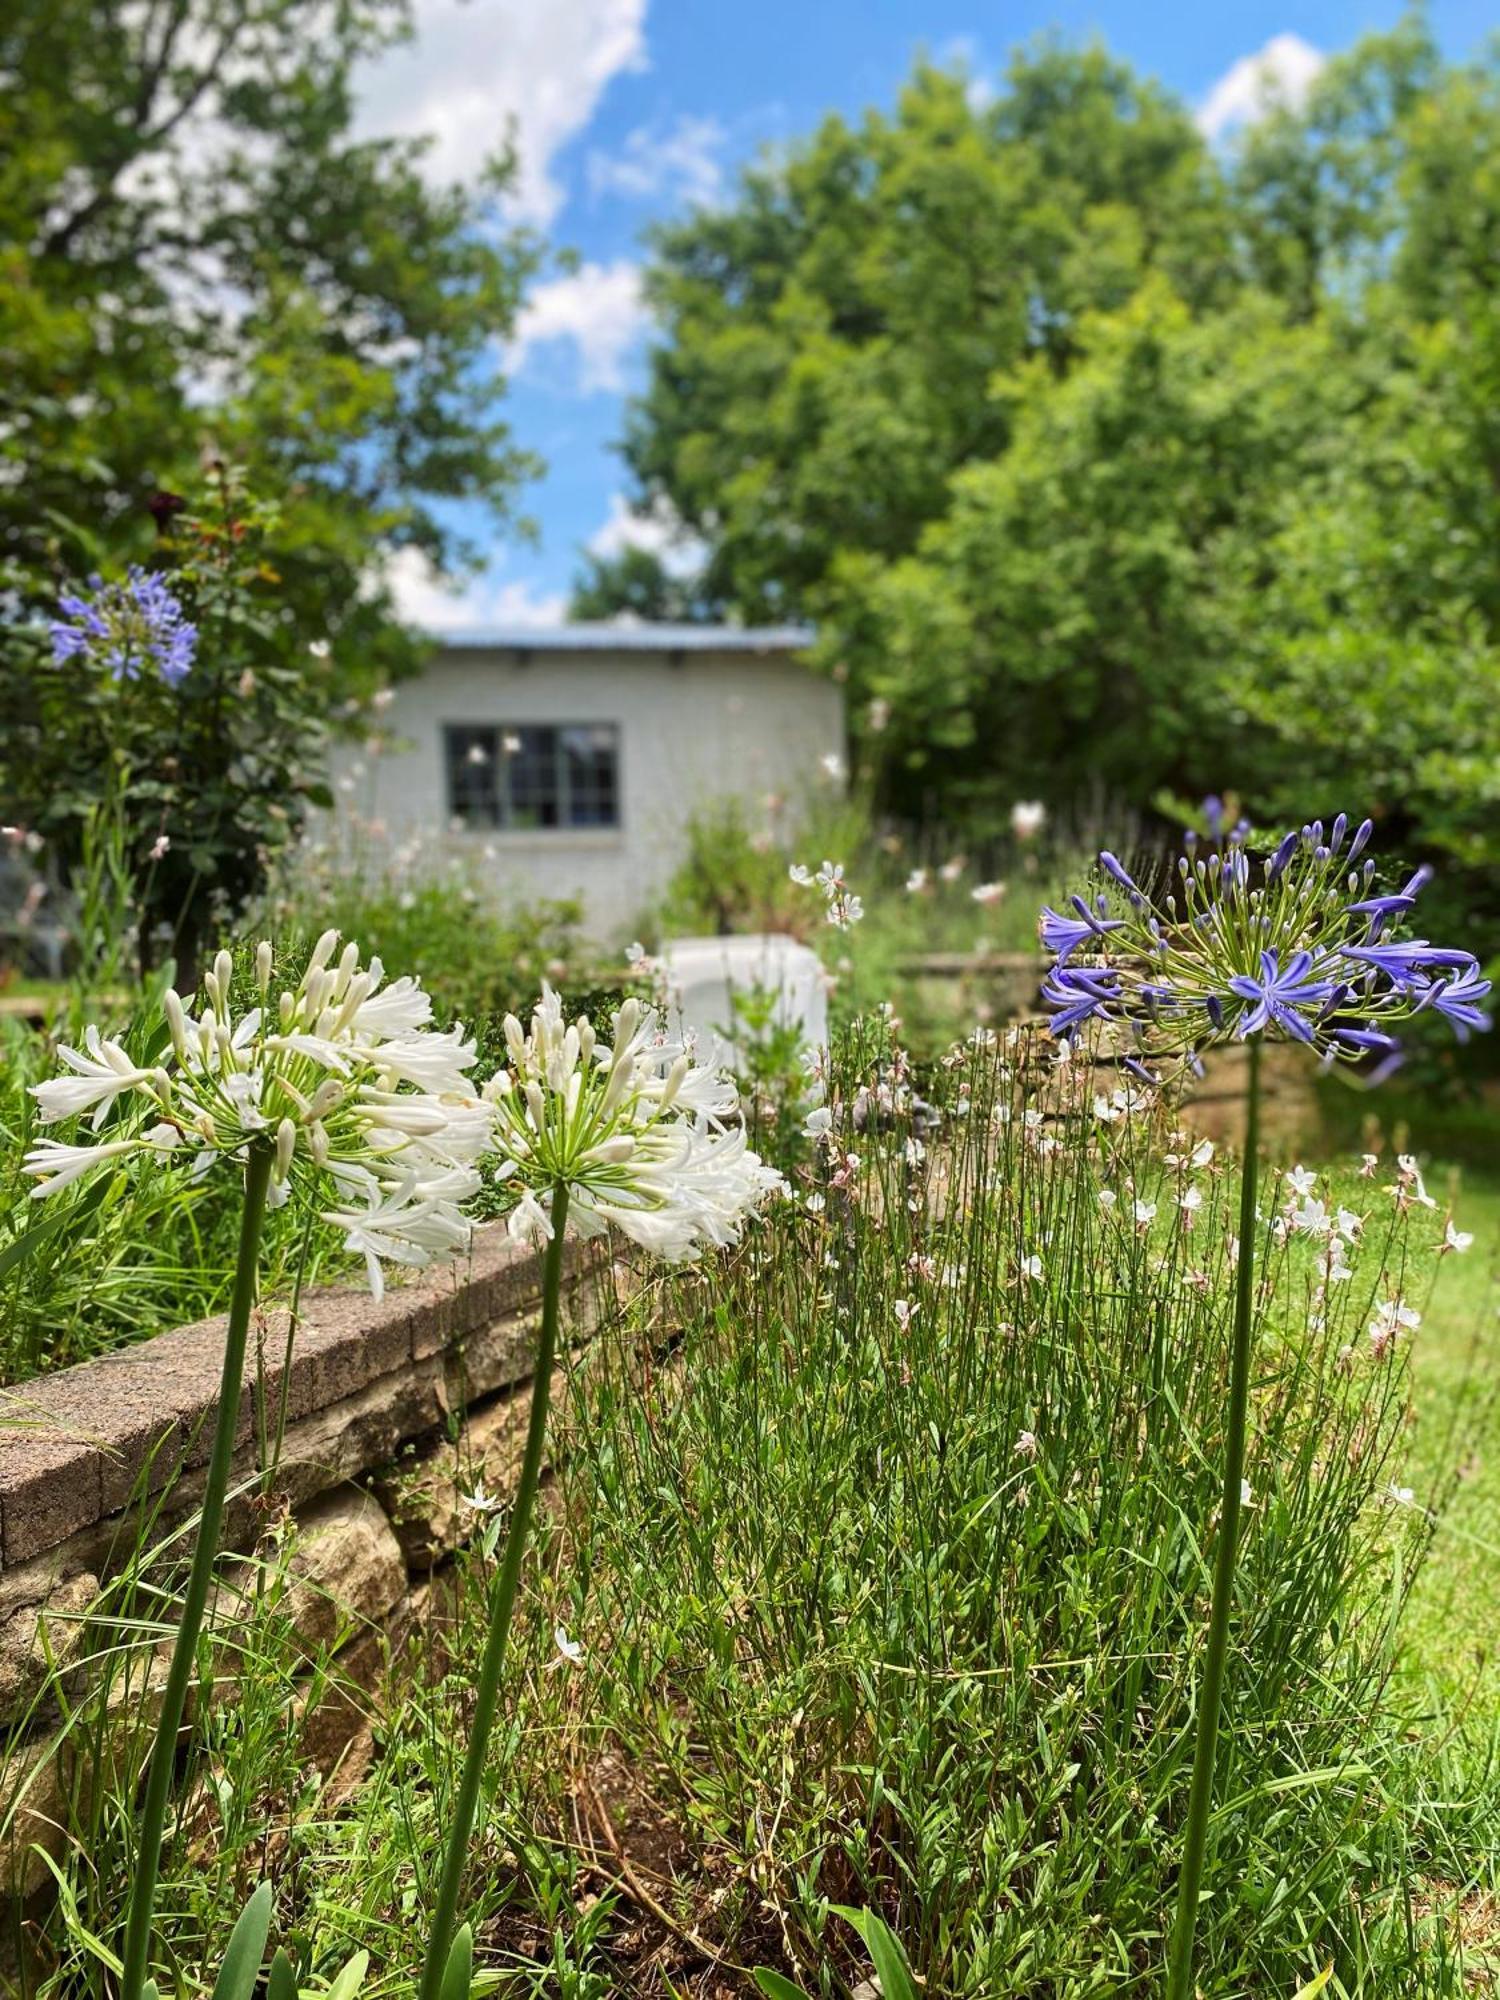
7;1021;1494;1995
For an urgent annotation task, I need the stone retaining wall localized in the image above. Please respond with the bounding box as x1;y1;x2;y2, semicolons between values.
0;1222;617;1935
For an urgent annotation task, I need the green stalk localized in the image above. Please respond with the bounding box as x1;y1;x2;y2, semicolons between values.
418;1182;571;2000
120;1141;274;2000
1167;1037;1260;2000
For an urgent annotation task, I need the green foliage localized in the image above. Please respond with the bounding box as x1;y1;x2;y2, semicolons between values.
9;1022;1496;1993
4;473;340;977
598;19;1500;957
0;0;537;688
262;838;590;1029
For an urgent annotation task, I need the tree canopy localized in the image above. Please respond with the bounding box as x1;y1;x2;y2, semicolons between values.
584;18;1500;948
0;0;537;687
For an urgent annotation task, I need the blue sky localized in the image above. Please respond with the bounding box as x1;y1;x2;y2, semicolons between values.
354;0;1494;631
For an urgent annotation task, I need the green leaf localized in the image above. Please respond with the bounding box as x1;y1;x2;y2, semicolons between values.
830;1906;919;2000
438;1924;473;2000
1293;1969;1334;1999
323;1950;371;2000
753;1972;814;2000
210;1881;274;2000
267;1947;298;2000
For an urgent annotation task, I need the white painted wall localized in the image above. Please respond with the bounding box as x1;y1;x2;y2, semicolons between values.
326;644;845;938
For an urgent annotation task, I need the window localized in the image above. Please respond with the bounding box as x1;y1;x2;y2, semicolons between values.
443;723;620;830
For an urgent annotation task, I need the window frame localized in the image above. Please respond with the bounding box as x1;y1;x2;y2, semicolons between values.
441;721;622;833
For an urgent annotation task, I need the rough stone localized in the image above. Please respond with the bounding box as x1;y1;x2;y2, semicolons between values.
277;1488;407;1657
0;1572;98;1723
371;1371;562;1569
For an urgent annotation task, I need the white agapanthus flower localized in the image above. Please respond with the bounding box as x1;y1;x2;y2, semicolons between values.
25;932;491;1298
484;986;784;1262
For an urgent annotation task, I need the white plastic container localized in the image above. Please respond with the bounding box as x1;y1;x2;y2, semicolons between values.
659;933;827;1079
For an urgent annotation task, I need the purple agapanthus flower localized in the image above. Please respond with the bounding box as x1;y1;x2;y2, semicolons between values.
1428;965;1493;1040
1040;965;1121;1034
1039;897;1124;965
1226;950;1337;1043
1036;813;1488;1071
50;568;197;687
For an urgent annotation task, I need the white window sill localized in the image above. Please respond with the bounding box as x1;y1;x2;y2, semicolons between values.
445;827;625;852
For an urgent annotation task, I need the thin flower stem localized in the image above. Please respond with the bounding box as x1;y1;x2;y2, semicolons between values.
1167;1037;1260;2000
418;1181;572;2000
119;1141;275;2000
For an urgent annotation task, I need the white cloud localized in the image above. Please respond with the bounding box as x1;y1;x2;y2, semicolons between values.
510;260;649;393
586;493;704;575
586;114;726;207
385;547;566;631
1197;33;1325;142
353;0;648;224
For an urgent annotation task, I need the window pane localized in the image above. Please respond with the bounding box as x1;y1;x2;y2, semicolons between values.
560;725;619;826
444;725;500;827
506;726;560;829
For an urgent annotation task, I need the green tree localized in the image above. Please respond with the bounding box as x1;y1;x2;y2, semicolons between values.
0;0;538;687
599;46;1234;627
569;544;719;623
601;16;1500;965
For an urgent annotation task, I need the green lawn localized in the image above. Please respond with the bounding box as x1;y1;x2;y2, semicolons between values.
1400;1162;1500;1706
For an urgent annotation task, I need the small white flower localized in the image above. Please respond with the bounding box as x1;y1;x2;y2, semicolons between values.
1133;1199;1157;1228
1190;1138;1214;1169
1369;1298;1421;1359
1289;1197;1331;1238
971;881;1006;906
1360;1152;1379;1178
1442;1218;1475;1255
1285;1165;1318;1199
1386;1483;1417;1507
802;1106;833;1140
1011;800;1046;840
460;1481;503;1515
1018;1253;1044;1282
893;1298;917;1333
1240;1479;1254;1507
148;833;171;862
1098;1187;1117;1210
1014;1429;1039;1459
819;751;845;782
938;856;965;884
554;1624;584;1665
905;868;929;893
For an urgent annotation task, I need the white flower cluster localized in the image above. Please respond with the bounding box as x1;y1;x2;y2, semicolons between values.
485;986;784;1261
788;858;863;929
25;933;491;1299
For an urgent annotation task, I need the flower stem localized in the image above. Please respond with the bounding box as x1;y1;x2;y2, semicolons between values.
1167;1038;1260;2000
418;1182;571;2000
120;1141;274;2000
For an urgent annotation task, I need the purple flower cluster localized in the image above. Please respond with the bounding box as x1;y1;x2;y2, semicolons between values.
1039;813;1490;1073
50;568;197;688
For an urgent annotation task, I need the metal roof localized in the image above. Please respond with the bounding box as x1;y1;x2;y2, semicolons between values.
433;622;814;654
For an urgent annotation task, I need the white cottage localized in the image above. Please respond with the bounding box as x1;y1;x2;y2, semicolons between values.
334;623;843;937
